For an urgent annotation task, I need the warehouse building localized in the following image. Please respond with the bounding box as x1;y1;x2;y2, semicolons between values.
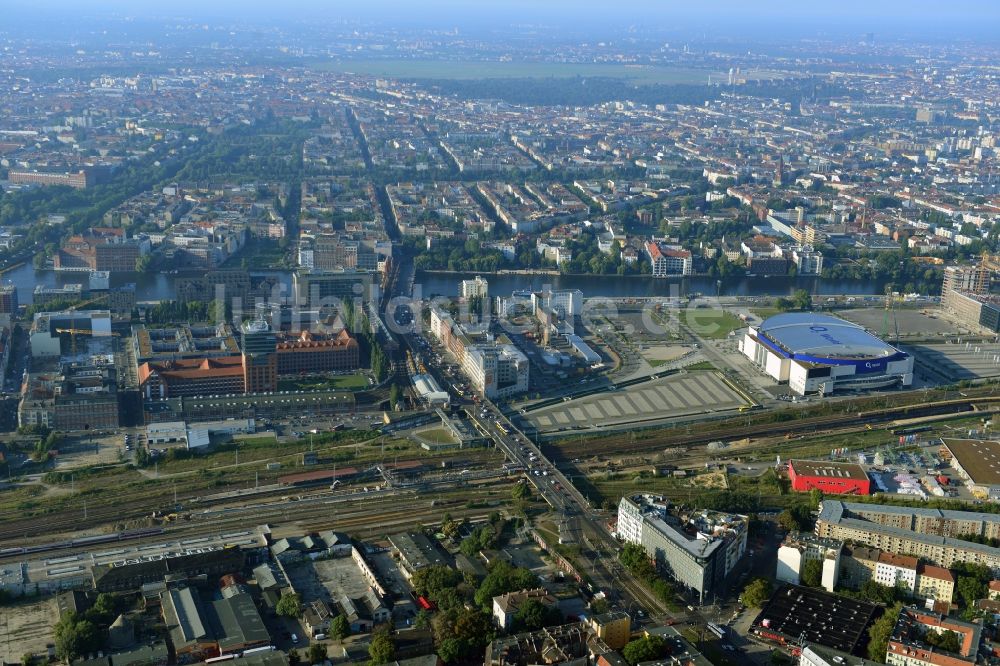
788;459;872;495
739;313;913;395
942;438;1000;500
0;529;267;596
750;584;879;656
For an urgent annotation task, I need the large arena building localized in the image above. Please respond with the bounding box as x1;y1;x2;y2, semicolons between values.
739;313;913;395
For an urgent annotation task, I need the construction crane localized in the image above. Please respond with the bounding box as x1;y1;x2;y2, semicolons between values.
67;292;109;312
882;294;899;344
54;327;120;356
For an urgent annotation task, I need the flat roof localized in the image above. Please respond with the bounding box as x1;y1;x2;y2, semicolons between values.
389;531;449;570
801;644;881;666
752;584;879;655
757;312;898;359
943;439;1000;487
818;501;1000;558
10;529;265;587
790;459;869;481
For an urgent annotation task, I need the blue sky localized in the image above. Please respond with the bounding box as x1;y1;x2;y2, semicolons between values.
6;1;1000;38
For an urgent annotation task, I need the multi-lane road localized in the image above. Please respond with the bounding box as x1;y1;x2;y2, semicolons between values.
467;400;675;619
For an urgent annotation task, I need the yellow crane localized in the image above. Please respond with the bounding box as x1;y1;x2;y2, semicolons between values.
54;327;120;356
66;292;109;312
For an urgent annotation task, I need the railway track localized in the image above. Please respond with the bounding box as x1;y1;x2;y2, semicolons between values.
0;452;506;545
547;397;988;460
0;481;516;563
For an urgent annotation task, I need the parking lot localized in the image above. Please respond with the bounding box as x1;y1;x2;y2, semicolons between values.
838;307;960;338
52;433;126;469
525;371;746;433
908;341;1000;382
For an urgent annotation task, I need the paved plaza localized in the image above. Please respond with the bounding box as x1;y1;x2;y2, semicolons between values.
526;372;746;433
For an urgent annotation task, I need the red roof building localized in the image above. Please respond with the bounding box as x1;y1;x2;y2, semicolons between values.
788;459;871;495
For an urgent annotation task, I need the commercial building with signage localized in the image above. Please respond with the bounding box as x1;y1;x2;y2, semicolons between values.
739;313;913;395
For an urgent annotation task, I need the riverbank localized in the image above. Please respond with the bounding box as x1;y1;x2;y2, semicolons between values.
415;270;892;299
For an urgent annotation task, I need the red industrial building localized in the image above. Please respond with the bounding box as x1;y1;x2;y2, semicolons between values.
787;459;871;495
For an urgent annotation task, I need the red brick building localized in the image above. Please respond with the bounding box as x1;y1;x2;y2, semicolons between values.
138;356;246;400
788;459;871;495
275;329;360;375
55;227;144;272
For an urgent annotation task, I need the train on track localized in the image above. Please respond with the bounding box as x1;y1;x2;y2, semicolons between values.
0;527;164;559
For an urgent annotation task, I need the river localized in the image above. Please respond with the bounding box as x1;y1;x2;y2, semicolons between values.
0;264;889;305
1;264;294;305
414;271;890;299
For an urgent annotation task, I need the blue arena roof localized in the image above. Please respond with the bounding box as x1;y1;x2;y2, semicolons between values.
756;313;902;361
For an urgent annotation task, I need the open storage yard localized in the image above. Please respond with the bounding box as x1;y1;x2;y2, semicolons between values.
0;598;56;663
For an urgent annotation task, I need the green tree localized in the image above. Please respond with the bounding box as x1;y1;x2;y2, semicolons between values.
777;504;812;532
389;383;403;408
409;565;464;605
275;592;302;618
513;598;561;632
53;612;101;663
511;482;532;502
332;614;351;640
622;636;665;665
368;625;396;666
741;578;773;608
924;629;961;653
308;643;328;665
474;561;538;609
867;604;902;662
953;561;991;608
859;581;898;605
413;609;432;630
800;559;823;588
620;543;656;580
589;597;610;614
956;575;987;608
438;638;461;664
288;648;301;666
792;289;812;311
431;608;495;660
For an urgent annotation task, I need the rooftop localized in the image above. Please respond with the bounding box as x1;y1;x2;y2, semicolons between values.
621;495;747;561
756;312;900;360
790;459;869;481
888;607;980;664
942;439;1000;487
751;584;879;655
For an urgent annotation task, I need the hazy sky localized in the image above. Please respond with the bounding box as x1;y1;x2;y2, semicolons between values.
6;0;1000;39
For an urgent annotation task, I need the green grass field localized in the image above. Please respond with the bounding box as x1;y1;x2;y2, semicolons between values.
310;59;733;85
684;309;745;339
416;427;459;445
